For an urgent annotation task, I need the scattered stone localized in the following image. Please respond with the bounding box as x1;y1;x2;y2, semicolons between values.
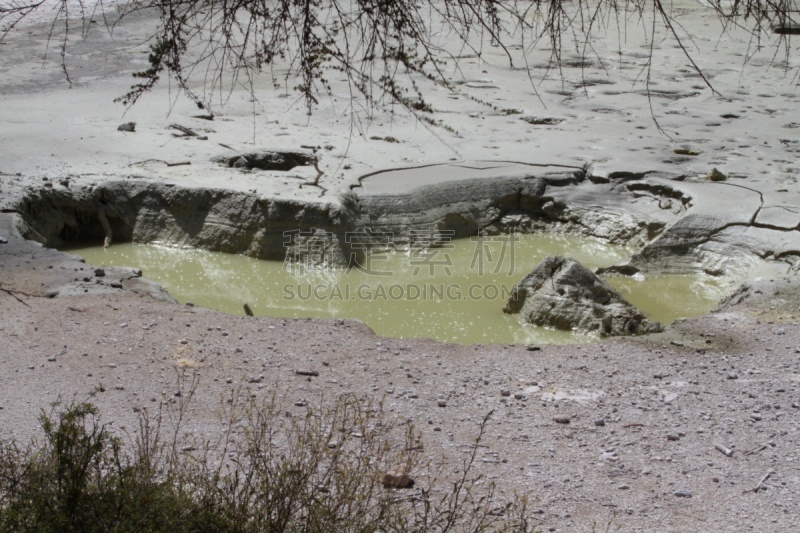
595;418;606;427
295;369;319;377
520;116;565;125
437;399;448;407
504;256;662;336
501;389;511;397
554;416;571;424
666;433;680;441
383;472;415;489
0;236;7;244
464;80;500;89
708;167;727;181
673;490;693;498
117;122;136;132
715;443;734;457
674;148;701;156
773;23;800;35
93;268;105;277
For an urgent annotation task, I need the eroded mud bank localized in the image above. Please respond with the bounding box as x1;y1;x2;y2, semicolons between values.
7;164;798;289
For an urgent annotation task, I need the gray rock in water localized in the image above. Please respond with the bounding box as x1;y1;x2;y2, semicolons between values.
117;122;136;132
503;256;662;337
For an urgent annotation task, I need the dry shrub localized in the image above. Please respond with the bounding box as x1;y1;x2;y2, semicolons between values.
0;380;534;532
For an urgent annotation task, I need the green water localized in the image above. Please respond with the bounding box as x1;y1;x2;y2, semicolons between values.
66;234;732;345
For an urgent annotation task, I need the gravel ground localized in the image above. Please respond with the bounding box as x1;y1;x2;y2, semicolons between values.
2;230;799;532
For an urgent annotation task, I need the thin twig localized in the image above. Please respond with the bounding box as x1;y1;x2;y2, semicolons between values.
745;470;774;494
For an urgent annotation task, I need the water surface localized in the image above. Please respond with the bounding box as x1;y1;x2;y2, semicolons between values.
67;234;732;344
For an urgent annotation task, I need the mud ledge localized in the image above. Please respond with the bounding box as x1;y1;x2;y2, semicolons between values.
2;162;799;317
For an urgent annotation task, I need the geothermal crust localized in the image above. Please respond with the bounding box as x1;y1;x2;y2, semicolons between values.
3;1;800;531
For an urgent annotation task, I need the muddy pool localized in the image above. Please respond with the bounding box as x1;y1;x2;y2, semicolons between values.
66;234;734;344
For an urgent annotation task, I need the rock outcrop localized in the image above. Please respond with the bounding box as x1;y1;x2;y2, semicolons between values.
504;256;662;336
